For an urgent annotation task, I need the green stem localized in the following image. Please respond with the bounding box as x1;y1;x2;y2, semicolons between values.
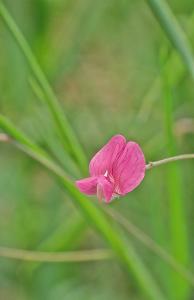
146;154;194;169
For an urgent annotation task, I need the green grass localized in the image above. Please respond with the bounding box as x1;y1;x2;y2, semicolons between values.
0;2;88;174
0;0;194;299
161;48;190;299
147;0;194;78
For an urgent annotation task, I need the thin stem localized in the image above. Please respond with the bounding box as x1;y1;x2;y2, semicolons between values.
106;208;194;287
146;154;194;170
1;133;193;172
0;247;112;263
0;130;71;181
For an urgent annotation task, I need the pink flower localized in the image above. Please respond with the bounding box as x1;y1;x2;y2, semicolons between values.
76;135;146;203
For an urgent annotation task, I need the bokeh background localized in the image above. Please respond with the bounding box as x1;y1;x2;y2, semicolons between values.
0;0;194;299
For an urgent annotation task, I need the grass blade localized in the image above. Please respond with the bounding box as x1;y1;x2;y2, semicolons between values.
0;114;165;300
146;0;194;78
161;51;190;299
0;2;88;174
0;247;112;263
29;77;82;177
138;10;194;122
24;214;87;274
107;208;194;288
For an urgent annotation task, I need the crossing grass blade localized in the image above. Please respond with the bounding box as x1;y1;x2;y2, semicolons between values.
29;77;82;177
138;10;194;122
0;1;88;174
23;214;87;274
0;114;165;300
146;0;194;78
161;51;190;299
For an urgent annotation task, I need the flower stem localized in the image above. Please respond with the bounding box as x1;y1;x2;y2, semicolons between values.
146;154;194;170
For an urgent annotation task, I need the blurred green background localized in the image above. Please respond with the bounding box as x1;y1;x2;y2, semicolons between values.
0;0;194;299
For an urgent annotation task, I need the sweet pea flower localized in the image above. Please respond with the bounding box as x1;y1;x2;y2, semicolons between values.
76;135;146;203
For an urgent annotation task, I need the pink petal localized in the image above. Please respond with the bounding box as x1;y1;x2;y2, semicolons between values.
89;135;126;177
97;176;114;203
76;177;98;195
113;142;146;195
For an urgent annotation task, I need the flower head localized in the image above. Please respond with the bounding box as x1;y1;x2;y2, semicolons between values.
76;135;146;203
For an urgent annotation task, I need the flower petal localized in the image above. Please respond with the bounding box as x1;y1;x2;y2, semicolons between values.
76;177;98;195
89;135;126;176
113;142;146;195
97;176;114;203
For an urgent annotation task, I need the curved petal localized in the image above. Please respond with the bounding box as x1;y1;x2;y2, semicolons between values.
97;176;114;203
76;177;97;195
113;142;146;195
89;135;126;176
